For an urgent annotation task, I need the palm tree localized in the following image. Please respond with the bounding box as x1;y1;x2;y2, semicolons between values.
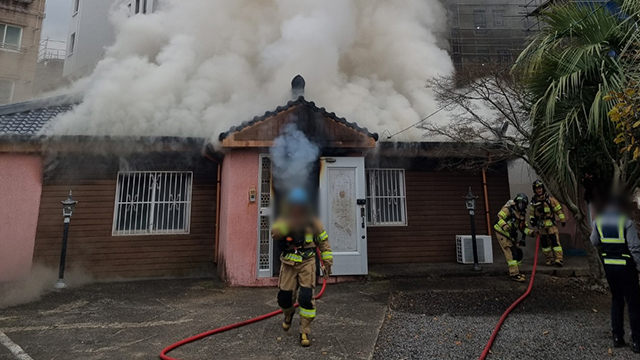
514;0;639;224
513;0;640;278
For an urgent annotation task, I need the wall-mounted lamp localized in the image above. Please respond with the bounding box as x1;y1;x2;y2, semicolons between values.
249;187;256;203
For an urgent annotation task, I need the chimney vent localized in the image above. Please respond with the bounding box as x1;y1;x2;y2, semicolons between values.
291;75;305;99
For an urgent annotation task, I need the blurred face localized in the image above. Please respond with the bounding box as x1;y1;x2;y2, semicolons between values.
288;204;308;226
535;187;544;196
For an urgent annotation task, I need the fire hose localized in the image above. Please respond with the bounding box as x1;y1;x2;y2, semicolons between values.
159;248;328;360
160;236;539;360
478;234;541;360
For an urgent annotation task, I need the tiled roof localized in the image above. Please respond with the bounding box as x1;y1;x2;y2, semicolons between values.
0;96;76;136
219;96;379;141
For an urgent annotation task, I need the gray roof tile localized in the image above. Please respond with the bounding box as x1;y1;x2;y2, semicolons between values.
0;96;76;136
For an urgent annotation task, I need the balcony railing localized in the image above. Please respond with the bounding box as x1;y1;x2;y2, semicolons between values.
0;42;27;53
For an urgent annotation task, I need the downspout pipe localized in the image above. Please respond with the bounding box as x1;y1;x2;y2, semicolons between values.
482;168;491;235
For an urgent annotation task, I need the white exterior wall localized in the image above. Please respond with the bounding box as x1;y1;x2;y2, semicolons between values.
63;0;159;80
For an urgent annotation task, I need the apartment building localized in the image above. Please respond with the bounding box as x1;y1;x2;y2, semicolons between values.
445;0;542;72
0;0;45;104
63;0;159;80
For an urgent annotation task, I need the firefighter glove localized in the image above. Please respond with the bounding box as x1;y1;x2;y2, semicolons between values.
509;228;518;239
322;265;332;279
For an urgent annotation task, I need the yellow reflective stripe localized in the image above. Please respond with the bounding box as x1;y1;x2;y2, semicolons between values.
596;218;605;239
497;219;507;227
558;214;566;220
601;238;626;244
524;228;533;236
517;261;522;266
544;207;551;213
494;224;510;237
601;253;607;256
542;247;552;253
299;307;316;318
597;217;626;243
622;254;631;258
305;234;314;243
321;252;333;260
604;259;627;265
553;246;563;252
507;260;518;266
283;253;302;262
553;204;562;211
543;220;554;227
498;211;507;219
319;231;328;241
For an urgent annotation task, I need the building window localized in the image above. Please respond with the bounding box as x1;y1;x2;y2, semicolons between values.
68;33;76;56
135;0;141;14
0;79;14;105
74;0;80;14
473;10;486;33
0;23;23;51
112;171;193;236
366;169;407;226
142;0;148;13
493;10;505;27
498;49;511;63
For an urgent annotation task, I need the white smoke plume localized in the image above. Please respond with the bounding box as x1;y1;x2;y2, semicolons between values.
50;0;453;142
269;123;319;192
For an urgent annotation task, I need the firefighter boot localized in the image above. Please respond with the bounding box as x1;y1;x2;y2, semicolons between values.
553;246;564;267
282;308;294;331
510;273;526;283
633;342;640;353
300;333;311;347
542;248;554;266
300;316;313;347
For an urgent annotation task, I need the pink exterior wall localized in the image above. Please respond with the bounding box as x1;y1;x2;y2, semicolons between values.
218;150;277;287
0;154;43;282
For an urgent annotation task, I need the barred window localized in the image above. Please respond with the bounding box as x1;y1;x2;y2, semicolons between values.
366;169;408;226
113;171;193;236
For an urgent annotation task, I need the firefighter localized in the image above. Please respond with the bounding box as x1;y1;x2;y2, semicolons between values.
590;197;640;353
529;180;567;266
494;193;537;282
271;187;333;347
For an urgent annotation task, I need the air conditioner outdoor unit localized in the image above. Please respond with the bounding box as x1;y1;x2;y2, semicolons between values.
456;235;493;264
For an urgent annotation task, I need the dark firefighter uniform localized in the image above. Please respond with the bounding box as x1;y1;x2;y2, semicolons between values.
530;180;566;266
494;194;535;282
591;209;640;353
271;216;333;347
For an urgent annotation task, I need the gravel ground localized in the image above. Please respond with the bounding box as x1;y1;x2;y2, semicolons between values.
373;275;639;360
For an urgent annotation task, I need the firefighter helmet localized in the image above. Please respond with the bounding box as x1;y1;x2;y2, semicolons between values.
532;180;545;193
514;193;529;213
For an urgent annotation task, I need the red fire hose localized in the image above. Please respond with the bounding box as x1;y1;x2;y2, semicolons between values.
159;249;328;360
478;234;541;360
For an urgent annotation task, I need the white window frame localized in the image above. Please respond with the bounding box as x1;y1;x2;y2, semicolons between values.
366;169;408;227
112;171;193;236
0;23;23;51
0;79;15;105
73;0;80;15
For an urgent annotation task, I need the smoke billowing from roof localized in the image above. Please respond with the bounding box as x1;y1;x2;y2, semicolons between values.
50;0;453;142
270;123;319;193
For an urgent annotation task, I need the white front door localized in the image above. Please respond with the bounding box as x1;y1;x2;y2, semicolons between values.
319;157;368;275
